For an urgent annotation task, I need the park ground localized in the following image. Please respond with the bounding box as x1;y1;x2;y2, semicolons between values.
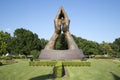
0;59;120;80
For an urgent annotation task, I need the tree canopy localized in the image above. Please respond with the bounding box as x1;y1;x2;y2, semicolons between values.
0;28;120;58
0;31;11;55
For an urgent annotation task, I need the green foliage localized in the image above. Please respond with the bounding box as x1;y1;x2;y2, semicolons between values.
0;31;11;55
111;38;120;57
3;60;17;64
0;42;7;55
30;57;33;61
54;34;68;50
100;41;113;56
0;55;26;60
40;38;48;49
1;28;120;58
29;61;56;66
30;50;39;59
53;61;63;78
12;55;26;59
94;55;113;59
0;56;12;60
72;35;120;57
29;60;91;67
19;55;26;59
0;62;2;66
72;35;101;55
0;56;18;65
114;38;120;50
63;61;91;66
10;28;41;56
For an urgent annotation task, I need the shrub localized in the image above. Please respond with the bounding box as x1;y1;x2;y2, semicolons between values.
0;62;2;66
30;50;39;59
19;55;26;59
5;56;13;60
53;61;63;78
0;56;12;60
29;61;91;67
29;61;56;66
30;57;33;61
63;61;91;67
94;55;113;59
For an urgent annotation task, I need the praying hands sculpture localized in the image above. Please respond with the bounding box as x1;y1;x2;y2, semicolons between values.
39;7;84;60
45;7;78;50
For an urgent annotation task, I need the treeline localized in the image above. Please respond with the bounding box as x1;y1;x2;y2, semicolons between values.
0;28;120;58
0;28;48;58
72;35;120;57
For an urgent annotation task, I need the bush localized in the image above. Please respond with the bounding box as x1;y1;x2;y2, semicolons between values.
0;62;2;66
5;56;13;60
30;57;33;61
0;56;12;60
30;50;39;59
29;61;91;67
63;61;91;67
5;59;16;64
94;55;113;59
19;55;26;59
29;61;56;66
53;61;63;78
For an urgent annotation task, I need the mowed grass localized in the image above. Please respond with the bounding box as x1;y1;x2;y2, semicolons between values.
0;59;54;80
0;59;120;80
67;59;120;80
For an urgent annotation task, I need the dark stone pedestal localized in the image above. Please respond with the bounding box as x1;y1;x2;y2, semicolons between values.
39;49;84;60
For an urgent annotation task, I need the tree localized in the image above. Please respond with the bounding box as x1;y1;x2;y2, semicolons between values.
113;38;120;52
100;41;113;56
72;34;100;55
111;38;120;57
0;31;11;55
2;27;119;58
40;38;48;49
7;37;18;54
11;28;41;56
54;34;68;50
30;50;40;59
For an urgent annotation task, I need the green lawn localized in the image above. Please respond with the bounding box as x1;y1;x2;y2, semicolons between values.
0;59;53;80
67;59;120;80
0;59;120;80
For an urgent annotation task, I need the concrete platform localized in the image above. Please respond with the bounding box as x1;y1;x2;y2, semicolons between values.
39;49;84;60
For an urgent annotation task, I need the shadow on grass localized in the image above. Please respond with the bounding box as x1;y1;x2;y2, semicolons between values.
29;74;55;80
110;72;120;80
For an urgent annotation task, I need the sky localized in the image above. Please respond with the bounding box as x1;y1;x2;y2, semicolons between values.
0;0;120;43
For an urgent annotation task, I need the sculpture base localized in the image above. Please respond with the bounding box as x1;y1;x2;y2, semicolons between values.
39;49;84;60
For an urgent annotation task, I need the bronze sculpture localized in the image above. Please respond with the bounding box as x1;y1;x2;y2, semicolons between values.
45;7;78;50
39;7;84;60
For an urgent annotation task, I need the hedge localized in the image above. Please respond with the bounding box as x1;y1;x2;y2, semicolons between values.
0;55;26;60
53;61;63;78
29;61;56;66
94;56;113;59
29;61;91;67
63;61;91;66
